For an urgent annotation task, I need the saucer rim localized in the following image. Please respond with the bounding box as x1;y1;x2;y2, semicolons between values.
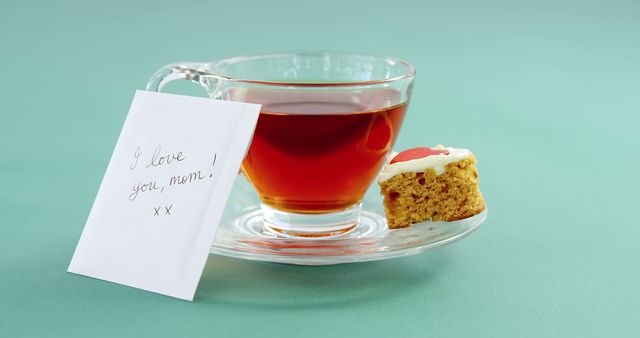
210;209;487;265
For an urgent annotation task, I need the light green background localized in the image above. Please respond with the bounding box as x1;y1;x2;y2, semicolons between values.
1;0;638;337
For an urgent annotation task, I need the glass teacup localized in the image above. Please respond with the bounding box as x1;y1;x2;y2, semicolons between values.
147;52;415;237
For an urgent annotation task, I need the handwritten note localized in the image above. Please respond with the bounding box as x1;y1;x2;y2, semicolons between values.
128;145;213;201
68;90;261;301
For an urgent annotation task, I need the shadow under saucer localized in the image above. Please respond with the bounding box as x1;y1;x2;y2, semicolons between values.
195;250;450;309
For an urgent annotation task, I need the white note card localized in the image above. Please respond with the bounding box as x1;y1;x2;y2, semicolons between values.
68;90;261;301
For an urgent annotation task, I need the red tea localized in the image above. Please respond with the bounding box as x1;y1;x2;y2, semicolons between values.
238;89;407;214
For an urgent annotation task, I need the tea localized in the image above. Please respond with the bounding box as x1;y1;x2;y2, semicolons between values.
238;89;407;214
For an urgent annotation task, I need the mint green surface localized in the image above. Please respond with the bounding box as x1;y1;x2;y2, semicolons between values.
1;0;639;337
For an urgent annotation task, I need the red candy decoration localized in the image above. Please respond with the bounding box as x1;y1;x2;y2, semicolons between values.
390;147;450;164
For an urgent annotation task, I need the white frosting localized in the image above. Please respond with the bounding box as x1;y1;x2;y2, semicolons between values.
378;145;473;182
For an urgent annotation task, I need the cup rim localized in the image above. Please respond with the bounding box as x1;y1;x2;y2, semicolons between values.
207;52;416;87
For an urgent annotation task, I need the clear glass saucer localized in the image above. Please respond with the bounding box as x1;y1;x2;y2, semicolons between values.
210;175;487;265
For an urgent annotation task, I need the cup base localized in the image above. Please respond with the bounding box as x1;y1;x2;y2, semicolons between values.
261;203;362;238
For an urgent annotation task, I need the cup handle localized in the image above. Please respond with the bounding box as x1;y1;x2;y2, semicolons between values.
145;62;220;98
